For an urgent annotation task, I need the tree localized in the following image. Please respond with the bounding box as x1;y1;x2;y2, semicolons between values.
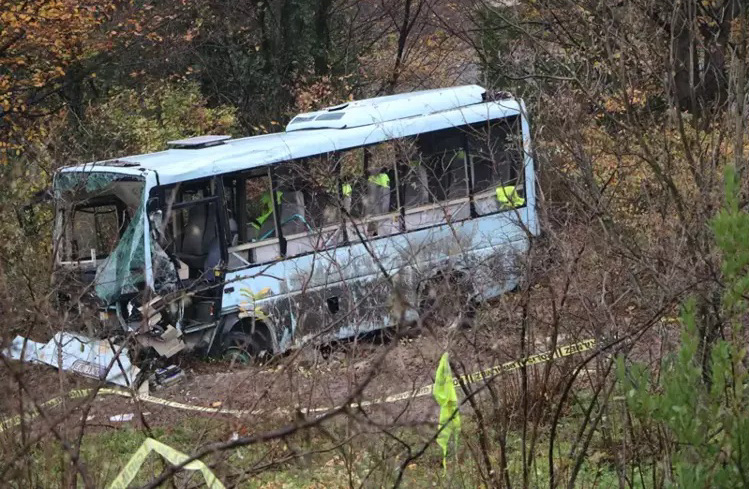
471;0;748;377
0;0;173;160
0;0;108;158
619;167;749;488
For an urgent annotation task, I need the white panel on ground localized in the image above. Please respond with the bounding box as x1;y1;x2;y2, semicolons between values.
4;333;140;388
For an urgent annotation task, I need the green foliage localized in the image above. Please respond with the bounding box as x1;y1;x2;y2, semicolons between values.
83;81;237;156
712;167;749;315
617;166;749;488
0;159;54;315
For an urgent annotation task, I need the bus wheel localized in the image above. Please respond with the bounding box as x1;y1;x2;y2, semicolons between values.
222;328;272;365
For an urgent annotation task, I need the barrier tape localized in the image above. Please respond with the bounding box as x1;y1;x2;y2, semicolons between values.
0;387;94;434
108;438;225;489
352;338;596;409
1;339;595;432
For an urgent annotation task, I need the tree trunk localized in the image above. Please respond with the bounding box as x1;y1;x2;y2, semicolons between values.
671;4;697;112
314;0;332;75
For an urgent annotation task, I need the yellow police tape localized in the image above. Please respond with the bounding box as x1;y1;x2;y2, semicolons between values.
0;387;94;434
1;339;595;432
108;437;225;489
352;338;596;409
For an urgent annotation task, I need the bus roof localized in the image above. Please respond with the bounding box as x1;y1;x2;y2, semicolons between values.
61;85;524;186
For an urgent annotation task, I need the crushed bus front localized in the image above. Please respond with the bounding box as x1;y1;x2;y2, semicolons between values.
51;168;188;355
53;170;150;306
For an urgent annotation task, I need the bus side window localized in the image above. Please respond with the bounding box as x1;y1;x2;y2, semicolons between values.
161;179;224;279
274;165;311;238
300;153;340;230
245;176;277;241
399;131;468;209
340;143;399;238
340;146;397;215
417;128;469;202
395;139;427;208
223;172;277;244
275;156;342;257
400;169;428;207
339;148;366;217
400;130;470;231
364;143;398;216
222;171;281;268
468;116;525;215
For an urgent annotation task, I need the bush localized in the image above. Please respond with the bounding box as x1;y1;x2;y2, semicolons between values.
618;167;749;488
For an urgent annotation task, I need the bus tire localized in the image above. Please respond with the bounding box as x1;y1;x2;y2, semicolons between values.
222;323;273;364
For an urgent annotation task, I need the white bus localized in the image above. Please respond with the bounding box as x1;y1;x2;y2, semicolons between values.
52;85;538;360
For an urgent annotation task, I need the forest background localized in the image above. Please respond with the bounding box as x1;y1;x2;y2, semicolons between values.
1;0;748;487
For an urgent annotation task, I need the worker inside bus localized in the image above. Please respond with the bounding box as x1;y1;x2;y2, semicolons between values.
248;189;282;240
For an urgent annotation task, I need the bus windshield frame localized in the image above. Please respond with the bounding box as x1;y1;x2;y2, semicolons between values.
54;170;150;303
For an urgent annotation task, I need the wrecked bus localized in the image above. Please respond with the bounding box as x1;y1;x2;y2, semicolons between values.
52;85;538;361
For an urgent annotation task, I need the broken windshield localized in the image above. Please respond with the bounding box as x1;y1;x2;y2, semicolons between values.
59;202;126;261
54;171;147;303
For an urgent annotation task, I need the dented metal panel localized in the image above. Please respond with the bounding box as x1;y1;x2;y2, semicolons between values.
5;333;140;387
223;207;532;352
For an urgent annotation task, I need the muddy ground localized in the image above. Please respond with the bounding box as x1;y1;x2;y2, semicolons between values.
0;334;645;441
1;327;512;434
0;288;675;442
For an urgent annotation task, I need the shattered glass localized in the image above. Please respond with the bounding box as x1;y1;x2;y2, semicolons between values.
55;171;123;197
151;240;179;296
94;200;146;303
55;171;149;304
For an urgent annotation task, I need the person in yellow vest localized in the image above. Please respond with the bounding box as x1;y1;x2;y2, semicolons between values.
496;185;525;210
341;172;390;214
249;190;282;238
341;173;390;196
367;171;390;215
368;172;390;189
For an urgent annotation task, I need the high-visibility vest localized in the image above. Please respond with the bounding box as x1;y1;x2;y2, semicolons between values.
369;173;390;188
496;185;525;209
250;190;283;229
341;173;389;197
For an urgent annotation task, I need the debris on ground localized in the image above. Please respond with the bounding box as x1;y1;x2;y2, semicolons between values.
150;365;186;390
109;413;135;422
135;325;186;358
4;333;140;388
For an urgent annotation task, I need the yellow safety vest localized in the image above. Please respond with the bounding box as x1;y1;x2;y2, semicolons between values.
369;173;390;188
496;185;525;209
341;173;389;197
251;190;283;229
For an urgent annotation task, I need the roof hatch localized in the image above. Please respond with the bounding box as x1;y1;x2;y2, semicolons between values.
167;135;232;149
286;85;487;132
101;159;140;168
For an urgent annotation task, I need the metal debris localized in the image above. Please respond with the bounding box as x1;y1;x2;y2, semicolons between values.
5;333;140;388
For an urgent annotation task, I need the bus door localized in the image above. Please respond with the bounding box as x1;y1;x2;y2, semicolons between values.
160;177;228;328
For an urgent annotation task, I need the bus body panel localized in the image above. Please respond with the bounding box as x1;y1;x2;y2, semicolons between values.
222;204;533;353
60;99;522;187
